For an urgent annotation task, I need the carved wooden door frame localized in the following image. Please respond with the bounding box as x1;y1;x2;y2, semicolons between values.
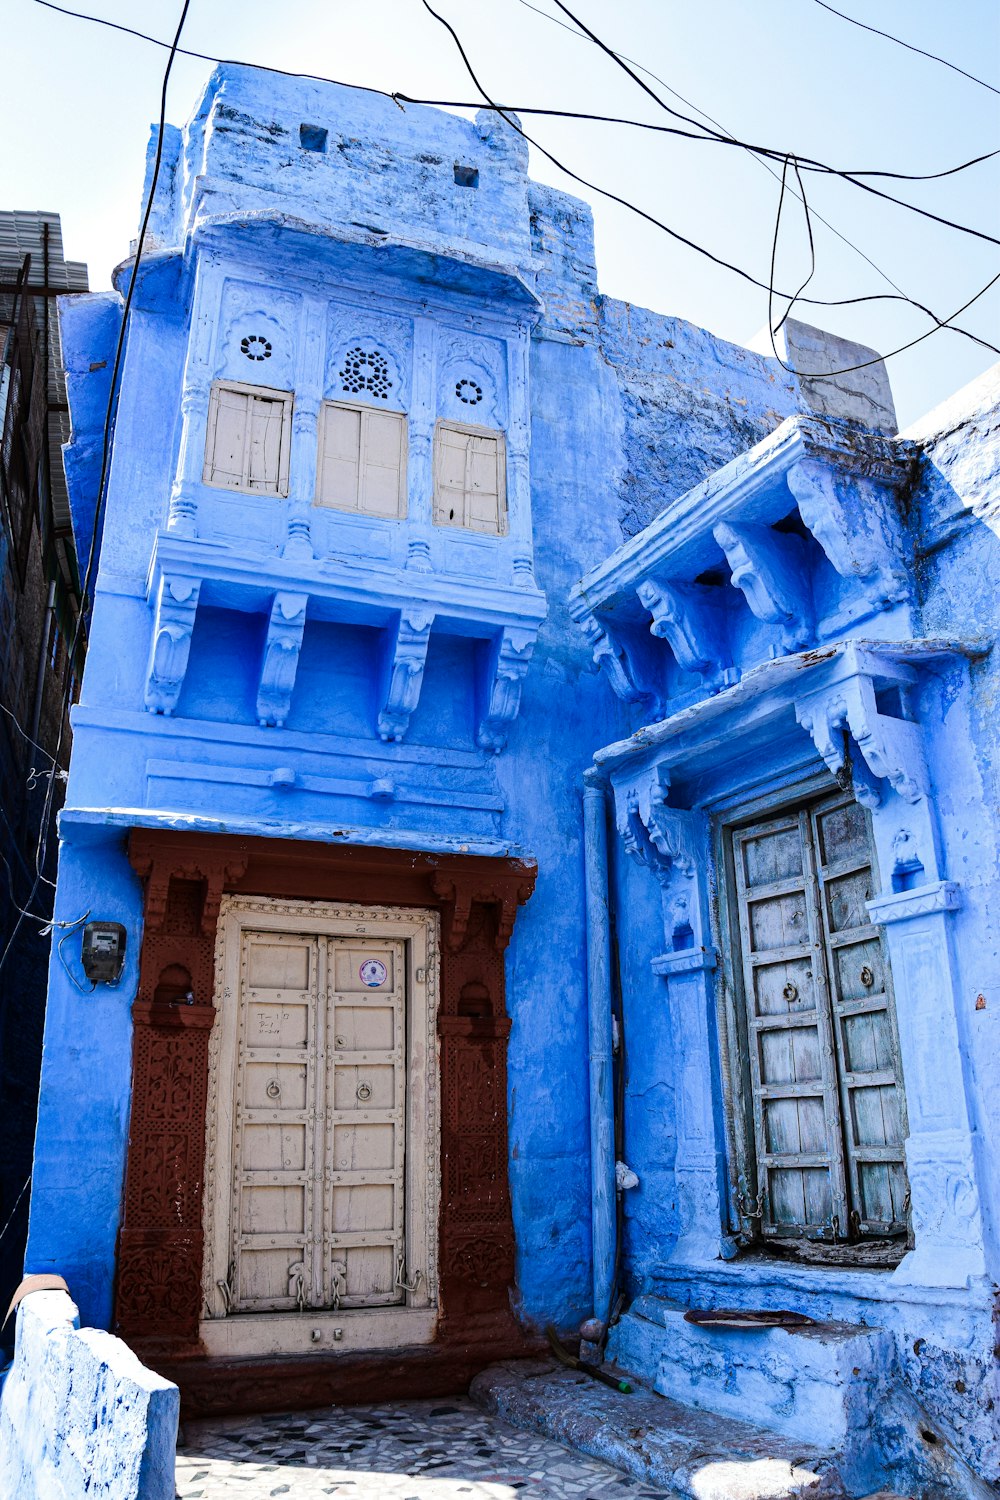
115;829;536;1371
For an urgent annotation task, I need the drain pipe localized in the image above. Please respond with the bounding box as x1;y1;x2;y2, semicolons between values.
583;768;616;1323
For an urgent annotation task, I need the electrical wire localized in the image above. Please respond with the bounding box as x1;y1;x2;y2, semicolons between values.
542;0;1000;243
512;0;997;358
0;699;57;767
29;0;1000;186
0;0;194;985
813;0;1000;98
0;1176;31;1250
420;0;1000;374
25;0;1000;355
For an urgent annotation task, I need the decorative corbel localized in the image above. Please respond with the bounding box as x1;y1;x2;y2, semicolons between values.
786;458;909;608
795;671;928;806
615;777;707;954
713;521;813;652
377;609;433;743
477;626;536;754
257;592;308;728
635;577;731;682
578;613;652;706
144;574;201;716
431;864;537;952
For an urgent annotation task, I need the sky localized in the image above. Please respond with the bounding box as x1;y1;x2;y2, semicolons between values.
3;0;999;429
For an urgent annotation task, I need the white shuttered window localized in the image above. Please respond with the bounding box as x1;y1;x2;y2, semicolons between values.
204;381;292;496
433;420;507;535
316;402;407;519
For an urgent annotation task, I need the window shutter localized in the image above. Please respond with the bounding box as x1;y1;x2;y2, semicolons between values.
360;410;406;519
465;435;501;534
246;394;286;492
433;422;507;535
206;386;250;489
318;405;362;509
204;382;291;496
316;404;406;518
434;424;472;527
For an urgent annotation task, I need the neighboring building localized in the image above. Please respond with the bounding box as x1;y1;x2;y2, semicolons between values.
0;212;87;1336
19;65;999;1493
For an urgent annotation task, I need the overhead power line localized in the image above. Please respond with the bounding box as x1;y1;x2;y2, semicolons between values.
511;0;998;359
420;0;1000;378
540;0;1000;246
30;0;1000;188
0;0;194;984
813;0;1000;98
29;0;1000;353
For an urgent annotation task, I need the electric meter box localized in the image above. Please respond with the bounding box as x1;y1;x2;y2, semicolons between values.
81;922;127;984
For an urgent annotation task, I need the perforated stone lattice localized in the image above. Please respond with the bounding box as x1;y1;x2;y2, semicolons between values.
240;334;272;362
340;346;392;399
455;377;483;406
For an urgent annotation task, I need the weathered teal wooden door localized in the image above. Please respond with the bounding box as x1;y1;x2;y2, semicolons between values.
730;793;908;1241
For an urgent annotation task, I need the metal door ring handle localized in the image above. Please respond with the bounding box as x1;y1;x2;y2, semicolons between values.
860;965;875;988
266;1080;281;1099
782;981;798;1002
356;1082;371;1101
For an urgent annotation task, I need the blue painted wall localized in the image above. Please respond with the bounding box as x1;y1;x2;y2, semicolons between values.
29;65;834;1337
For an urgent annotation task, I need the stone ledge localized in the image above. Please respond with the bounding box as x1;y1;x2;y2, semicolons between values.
0;1289;178;1500
470;1358;850;1499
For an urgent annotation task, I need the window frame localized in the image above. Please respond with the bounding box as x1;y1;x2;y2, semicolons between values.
314;398;408;520
714;779;910;1262
203;379;293;498
432;418;507;536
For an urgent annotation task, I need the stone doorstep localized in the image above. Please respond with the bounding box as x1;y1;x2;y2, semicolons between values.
469;1358;851;1500
608;1296;893;1451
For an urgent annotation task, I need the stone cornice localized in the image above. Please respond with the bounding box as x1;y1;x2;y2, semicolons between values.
570;413;916;621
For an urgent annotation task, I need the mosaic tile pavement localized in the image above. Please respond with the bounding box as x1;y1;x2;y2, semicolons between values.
175;1395;679;1499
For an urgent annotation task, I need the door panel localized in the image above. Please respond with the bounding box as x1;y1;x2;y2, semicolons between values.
728;794;909;1245
230;930;408;1313
325;938;406;1308
734;812;847;1239
812;798;908;1236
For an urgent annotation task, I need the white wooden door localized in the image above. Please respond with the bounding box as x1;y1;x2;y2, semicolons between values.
326;938;406;1307
229;930;407;1314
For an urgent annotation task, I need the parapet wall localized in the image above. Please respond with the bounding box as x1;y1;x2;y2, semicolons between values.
0;1290;178;1500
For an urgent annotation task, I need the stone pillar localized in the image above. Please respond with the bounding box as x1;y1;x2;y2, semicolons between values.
406;316;436;572
868;881;987;1289
652;946;726;1266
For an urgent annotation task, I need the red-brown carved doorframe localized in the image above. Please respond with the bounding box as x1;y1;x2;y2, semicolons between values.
116;829;537;1413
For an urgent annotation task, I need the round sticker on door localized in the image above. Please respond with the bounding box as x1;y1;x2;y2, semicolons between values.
359;958;387;988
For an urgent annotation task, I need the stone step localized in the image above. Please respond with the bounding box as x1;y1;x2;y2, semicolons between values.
608;1294;893;1451
469;1358;850;1499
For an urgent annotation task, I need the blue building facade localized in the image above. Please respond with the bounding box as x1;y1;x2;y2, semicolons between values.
21;62;999;1489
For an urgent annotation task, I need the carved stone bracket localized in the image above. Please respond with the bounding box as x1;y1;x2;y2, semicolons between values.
578;613;651;706
635;577;732;683
378;609;434;743
257;591;308;728
431;865;537;952
786;457;909;608
477;626;536;754
144;574;201;716
713;521;813;652
613;774;708;956
795;670;928;807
